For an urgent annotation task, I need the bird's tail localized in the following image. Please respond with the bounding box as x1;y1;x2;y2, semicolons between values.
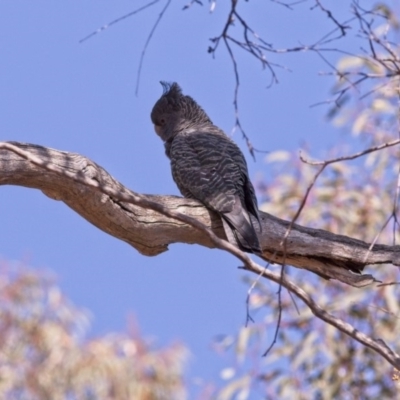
221;198;262;255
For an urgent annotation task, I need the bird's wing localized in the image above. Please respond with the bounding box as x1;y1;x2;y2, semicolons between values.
170;132;242;211
170;132;261;253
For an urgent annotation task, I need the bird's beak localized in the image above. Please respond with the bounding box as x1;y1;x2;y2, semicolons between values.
154;124;162;137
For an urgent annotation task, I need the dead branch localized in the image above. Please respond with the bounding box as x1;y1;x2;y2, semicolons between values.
2;140;400;369
1;141;400;288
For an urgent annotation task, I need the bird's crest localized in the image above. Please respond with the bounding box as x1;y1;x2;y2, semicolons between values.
156;81;212;125
160;81;182;97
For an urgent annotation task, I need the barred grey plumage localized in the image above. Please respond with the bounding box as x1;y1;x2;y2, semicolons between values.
151;82;262;254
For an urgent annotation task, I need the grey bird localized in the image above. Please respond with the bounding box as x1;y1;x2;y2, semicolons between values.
151;82;262;254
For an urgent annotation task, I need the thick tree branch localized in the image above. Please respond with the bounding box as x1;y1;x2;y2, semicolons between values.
2;141;400;369
1;142;400;288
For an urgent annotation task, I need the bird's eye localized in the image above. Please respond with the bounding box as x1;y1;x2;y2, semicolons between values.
160;118;166;125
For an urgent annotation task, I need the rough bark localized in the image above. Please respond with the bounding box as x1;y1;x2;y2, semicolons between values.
1;142;399;287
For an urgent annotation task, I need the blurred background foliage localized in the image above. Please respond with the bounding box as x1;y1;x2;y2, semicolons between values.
0;262;187;400
213;2;400;399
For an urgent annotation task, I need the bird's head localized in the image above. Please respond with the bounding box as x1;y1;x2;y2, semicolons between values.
150;82;212;142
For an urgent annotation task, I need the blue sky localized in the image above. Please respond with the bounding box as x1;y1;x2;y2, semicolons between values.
0;0;354;394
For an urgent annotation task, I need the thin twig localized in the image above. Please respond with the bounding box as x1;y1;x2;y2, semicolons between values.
297;139;400;266
262;264;284;357
281;165;327;244
270;0;306;10
136;0;172;95
79;0;161;43
313;0;350;37
182;0;203;10
300;139;400;166
241;262;400;368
